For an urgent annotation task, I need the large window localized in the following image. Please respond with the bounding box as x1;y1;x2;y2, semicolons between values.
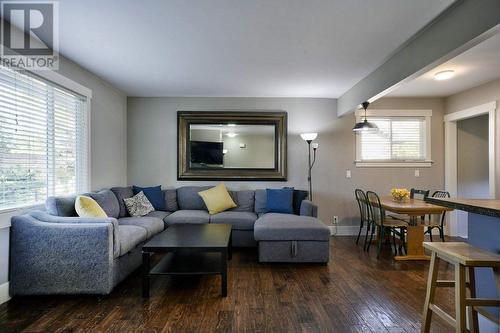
0;67;89;210
355;110;432;167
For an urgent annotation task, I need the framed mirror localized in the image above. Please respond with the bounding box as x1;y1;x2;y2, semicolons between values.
178;111;287;180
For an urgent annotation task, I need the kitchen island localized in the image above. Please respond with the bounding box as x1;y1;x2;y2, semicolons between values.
426;197;500;331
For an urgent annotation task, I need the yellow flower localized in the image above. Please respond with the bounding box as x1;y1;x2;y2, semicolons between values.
391;188;410;201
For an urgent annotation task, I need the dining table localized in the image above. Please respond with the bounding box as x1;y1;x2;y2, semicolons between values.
378;196;454;261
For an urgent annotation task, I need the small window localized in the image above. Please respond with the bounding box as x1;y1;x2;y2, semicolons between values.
355;110;432;167
0;67;90;211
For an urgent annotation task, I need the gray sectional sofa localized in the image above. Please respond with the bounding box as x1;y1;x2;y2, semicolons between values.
10;186;330;296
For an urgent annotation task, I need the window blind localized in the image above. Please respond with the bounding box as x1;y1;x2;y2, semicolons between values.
359;117;425;161
0;67;89;210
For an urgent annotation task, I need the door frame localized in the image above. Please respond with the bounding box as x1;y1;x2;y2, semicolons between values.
444;101;497;237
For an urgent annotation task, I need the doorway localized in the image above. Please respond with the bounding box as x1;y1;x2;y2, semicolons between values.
444;102;497;238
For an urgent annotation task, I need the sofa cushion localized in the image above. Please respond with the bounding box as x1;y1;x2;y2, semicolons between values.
146;210;171;223
123;191;155;217
177;186;211;210
117;225;147;257
163;188;178;212
110;186;134;217
75;196;107;218
287;188;309;215
254;213;330;241
198;183;236;214
254;189;267;214
164;210;210;226
46;195;77;216
133;185;166;211
83;190;120;219
118;216;164;238
229;190;255;212
210;211;257;230
266;188;294;214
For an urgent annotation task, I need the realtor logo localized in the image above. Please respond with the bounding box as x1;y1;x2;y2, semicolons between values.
1;1;59;70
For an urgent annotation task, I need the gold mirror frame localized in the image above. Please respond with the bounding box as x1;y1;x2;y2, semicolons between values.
178;111;287;181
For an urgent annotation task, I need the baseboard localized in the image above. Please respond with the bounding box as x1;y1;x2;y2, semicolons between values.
330;225;366;236
0;282;10;304
330;225;446;237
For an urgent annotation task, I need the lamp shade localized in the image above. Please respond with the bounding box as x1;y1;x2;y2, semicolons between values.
353;101;378;133
311;142;319;149
300;133;318;141
352;119;378;132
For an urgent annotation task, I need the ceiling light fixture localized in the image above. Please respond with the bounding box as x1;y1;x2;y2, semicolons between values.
434;70;455;81
226;132;237;138
353;102;378;133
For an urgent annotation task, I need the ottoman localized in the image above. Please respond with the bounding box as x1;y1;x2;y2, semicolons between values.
254;213;330;263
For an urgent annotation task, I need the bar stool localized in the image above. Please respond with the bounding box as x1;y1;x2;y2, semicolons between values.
422;242;500;333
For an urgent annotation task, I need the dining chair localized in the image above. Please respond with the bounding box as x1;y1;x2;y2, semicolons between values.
366;191;408;259
410;188;430;222
354;189;370;247
422;190;450;242
410;188;430;200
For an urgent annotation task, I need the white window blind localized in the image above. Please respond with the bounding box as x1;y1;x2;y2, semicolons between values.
359;117;426;161
0;67;89;210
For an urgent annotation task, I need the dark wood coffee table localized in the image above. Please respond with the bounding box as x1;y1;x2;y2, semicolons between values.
142;224;232;298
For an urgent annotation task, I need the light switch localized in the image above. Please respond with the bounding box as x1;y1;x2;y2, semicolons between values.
415;169;420;177
346;169;351;178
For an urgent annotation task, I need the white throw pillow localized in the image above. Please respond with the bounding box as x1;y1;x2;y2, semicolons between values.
123;191;155;217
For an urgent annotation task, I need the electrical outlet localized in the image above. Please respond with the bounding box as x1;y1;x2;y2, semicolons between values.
333;216;339;224
346;169;351;178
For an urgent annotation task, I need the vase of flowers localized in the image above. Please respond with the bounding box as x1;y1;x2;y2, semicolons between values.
391;188;410;202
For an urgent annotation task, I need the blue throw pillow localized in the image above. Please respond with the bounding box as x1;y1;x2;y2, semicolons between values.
132;185;166;211
266;188;294;214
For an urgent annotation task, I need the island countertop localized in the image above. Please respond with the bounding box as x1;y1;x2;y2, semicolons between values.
425;197;500;218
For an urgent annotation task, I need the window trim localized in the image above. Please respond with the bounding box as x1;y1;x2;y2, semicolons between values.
354;109;433;168
0;68;92;220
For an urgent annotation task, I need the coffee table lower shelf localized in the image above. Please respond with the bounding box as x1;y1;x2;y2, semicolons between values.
142;251;228;298
151;252;223;275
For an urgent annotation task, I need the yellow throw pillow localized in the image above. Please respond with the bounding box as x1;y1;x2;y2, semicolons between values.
198;183;237;215
75;195;108;218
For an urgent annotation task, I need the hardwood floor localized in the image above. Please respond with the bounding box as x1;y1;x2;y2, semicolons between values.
0;236;459;333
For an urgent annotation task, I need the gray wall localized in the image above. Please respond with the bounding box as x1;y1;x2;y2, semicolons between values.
0;230;8;284
457;115;489;198
446;78;500;196
127;97;445;227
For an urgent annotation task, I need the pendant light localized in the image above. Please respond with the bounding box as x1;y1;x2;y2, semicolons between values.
353;101;378;132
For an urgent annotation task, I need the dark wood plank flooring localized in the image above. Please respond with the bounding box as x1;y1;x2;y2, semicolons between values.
0;236;459;332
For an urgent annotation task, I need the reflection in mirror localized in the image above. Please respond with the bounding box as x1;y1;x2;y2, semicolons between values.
189;124;275;169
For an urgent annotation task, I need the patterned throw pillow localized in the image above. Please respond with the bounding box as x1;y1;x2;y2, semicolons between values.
123;191;155;217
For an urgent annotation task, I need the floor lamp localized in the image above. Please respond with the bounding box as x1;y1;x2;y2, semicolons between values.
300;133;318;201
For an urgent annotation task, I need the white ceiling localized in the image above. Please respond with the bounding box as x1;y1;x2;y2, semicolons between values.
39;0;454;97
388;32;500;97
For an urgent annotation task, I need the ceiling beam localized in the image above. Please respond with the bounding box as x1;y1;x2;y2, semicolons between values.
337;0;500;116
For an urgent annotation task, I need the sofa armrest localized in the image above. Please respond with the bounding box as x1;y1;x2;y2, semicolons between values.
300;200;318;218
29;210;120;258
9;213;115;295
